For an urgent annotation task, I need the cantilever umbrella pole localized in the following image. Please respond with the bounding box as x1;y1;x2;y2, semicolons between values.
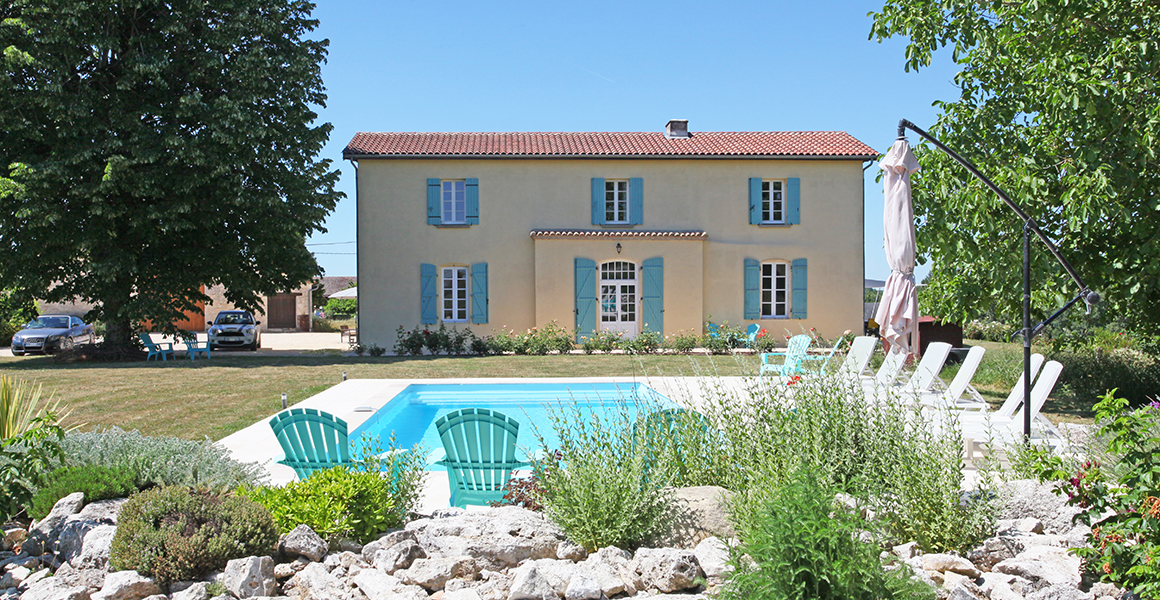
896;118;1098;442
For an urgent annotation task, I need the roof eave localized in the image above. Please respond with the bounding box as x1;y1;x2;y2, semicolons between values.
342;152;879;161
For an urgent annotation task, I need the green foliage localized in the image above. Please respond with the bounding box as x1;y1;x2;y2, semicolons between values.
622;330;661;355
964;319;1015;342
394;324;479;356
702;320;747;354
870;0;1160;336
678;370;998;553
323;298;357;319
242;463;422;543
28;464;136;520
0;414;64;519
492;322;574;355
59;427;267;490
722;466;935;600
662;329;699;353
533;403;675;552
1;375;71;439
0;0;342;349
580;330;622;354
1051;349;1160;407
1027;391;1160;597
367;343;385;357
110;486;278;585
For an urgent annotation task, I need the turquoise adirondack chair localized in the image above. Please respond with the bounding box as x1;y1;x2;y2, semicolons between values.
138;332;175;361
182;332;211;360
743;324;762;347
759;334;812;376
269;408;354;480
432;408;528;508
633;407;716;479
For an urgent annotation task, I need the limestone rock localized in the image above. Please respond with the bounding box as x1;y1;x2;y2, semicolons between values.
24;492;85;555
631;547;702;593
53;562;107;592
507;564;557;600
3;527;26;552
20;576;93;600
69;499;127;526
562;574;601;600
445;588;484;600
0;566;28;588
396;556;476;591
945;578;987;600
921;554;982;579
22;568;51;589
998;518;1045;535
1024;585;1093;600
372;539;426;574
281;525;328;562
351;568;428;600
993;546;1082;588
893;541;920;560
57;519;104;565
171;582;211;600
693;536;731;578
223;556;277;598
1000;480;1082;535
72;525;117;570
91;570;163;600
989;582;1025;600
288;562;349;599
647;486;735;549
555;541;586;562
405;507;563;570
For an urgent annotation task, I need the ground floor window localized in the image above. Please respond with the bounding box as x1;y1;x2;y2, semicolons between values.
442;266;468;322
761;261;789;318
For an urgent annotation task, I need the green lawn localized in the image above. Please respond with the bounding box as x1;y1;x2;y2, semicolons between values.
0;353;752;441
0;339;1094;443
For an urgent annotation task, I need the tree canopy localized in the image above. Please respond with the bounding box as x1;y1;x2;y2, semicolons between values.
0;0;342;349
870;0;1160;333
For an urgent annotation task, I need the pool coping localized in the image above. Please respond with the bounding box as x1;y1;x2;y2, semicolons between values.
215;375;745;511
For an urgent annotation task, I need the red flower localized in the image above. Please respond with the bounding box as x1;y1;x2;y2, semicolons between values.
786;375;803;386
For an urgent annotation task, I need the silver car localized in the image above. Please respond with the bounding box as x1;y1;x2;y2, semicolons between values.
11;315;96;355
208;310;261;351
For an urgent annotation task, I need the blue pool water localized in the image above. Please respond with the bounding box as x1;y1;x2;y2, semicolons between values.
348;382;675;459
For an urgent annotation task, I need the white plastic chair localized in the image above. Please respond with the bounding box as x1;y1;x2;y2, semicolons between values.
833;336;877;380
959;360;1065;453
919;346;986;409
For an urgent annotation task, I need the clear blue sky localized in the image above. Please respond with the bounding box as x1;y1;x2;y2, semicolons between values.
305;0;959;282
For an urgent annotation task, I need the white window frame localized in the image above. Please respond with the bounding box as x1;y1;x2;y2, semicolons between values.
441;266;469;322
604;179;629;224
762;180;786;224
441;180;466;224
761;261;790;319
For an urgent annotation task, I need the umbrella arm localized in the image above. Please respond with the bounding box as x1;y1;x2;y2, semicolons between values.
896;119;1099;312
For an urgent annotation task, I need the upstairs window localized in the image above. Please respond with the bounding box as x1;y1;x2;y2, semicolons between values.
442;180;466;224
605;180;629;224
762;180;785;224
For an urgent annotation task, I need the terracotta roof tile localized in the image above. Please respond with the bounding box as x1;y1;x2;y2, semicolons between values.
345;131;876;159
530;230;707;240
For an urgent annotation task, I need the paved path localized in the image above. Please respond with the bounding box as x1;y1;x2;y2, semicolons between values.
1;331;352;358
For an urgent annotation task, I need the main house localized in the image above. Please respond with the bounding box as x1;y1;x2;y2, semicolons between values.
343;120;876;348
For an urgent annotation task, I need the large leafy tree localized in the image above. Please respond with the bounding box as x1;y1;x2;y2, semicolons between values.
0;0;341;350
870;0;1160;333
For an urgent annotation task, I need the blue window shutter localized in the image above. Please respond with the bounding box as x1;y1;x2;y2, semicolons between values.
465;178;479;225
471;262;488;324
591;178;605;225
420;263;437;324
744;258;760;320
749;178;762;225
787;177;801;224
629;177;644;225
574;258;597;342
792;258;808;319
427;179;441;225
641;257;663;334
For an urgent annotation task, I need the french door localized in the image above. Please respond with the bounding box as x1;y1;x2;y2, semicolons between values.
599;261;637;338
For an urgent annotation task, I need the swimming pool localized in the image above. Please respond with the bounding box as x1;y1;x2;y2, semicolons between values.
348;382;676;459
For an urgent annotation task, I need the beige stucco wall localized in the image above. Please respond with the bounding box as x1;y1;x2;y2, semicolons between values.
205;283;312;332
355;157;865;347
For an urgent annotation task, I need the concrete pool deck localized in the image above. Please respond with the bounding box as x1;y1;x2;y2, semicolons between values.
216;376;742;512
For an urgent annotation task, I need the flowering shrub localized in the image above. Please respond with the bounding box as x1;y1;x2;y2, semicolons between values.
393;324;478;356
1030;390;1160;597
964;319;1015;342
580;330;622;354
622;330;662;354
491;321;574;355
662;329;699;353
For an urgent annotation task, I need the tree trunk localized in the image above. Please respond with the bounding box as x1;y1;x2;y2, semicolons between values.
101;291;135;352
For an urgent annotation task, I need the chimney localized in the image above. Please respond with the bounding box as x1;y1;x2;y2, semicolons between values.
665;119;690;139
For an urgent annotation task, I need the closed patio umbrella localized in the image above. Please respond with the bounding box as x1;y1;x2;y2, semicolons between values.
329;286;357;299
874;139;920;354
